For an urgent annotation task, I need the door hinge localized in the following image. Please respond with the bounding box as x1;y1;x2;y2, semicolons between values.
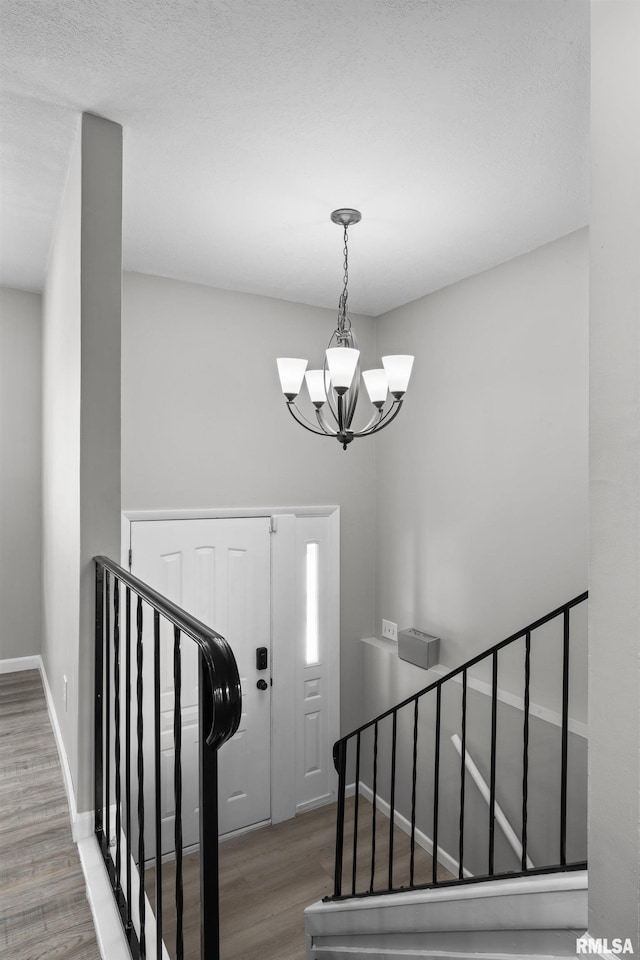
269;516;278;534
128;548;132;569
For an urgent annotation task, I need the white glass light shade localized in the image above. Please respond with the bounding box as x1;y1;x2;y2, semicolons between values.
326;347;359;394
305;370;328;407
277;358;308;399
362;369;389;406
382;355;414;397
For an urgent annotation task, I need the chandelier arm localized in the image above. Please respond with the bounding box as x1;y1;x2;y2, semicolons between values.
323;354;340;423
355;399;404;437
286;401;334;437
352;405;385;435
343;376;359;429
315;408;338;435
326;386;340;424
340;329;359;428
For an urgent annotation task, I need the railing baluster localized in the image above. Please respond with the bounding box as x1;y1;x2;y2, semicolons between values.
153;610;162;960
105;570;111;848
351;732;360;896
370;722;378;893
388;711;397;891
488;650;498;875
125;586;133;932
560;608;570;866
458;669;467;879
199;653;220;960
409;697;418;887
136;596;146;959
94;564;105;840
522;630;531;871
114;579;122;889
173;627;184;960
432;685;441;885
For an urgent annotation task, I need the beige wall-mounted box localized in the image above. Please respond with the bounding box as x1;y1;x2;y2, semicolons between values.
398;628;440;670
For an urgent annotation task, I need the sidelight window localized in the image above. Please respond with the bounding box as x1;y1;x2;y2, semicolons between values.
305;542;319;665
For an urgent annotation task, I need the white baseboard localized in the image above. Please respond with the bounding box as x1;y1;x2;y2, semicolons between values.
0;655;41;673
297;792;336;816
77;836;132;960
426;662;588;740
345;780;471;881
79;826;171;960
73;810;95;840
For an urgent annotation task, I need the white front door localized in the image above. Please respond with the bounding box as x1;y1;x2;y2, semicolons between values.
131;517;271;850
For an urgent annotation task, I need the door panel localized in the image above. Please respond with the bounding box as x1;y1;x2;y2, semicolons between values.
131;517;271;852
295;516;337;812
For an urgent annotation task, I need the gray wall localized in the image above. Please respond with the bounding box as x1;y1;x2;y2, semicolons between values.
0;286;42;659
589;1;640;949
42;114;122;813
121;272;377;734
373;229;588;694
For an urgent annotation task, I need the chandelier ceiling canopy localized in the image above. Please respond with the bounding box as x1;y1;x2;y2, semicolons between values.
277;209;414;450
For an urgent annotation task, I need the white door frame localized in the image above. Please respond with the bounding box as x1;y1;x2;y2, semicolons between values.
121;505;340;827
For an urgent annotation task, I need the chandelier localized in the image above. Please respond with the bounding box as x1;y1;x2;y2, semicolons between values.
276;209;414;450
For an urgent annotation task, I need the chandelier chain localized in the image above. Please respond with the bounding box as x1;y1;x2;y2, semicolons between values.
337;224;351;339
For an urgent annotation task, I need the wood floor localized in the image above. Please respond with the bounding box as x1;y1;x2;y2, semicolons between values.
0;669;451;960
0;670;101;960
147;795;452;960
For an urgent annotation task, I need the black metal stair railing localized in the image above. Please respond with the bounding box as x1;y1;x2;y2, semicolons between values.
330;592;589;901
94;555;242;960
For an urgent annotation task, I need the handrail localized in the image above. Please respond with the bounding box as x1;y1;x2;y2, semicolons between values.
95;555;242;748
334;590;588;752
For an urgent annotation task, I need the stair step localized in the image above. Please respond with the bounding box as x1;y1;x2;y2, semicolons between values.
305;871;587;960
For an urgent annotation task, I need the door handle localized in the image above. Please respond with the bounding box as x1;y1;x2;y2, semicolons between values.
256;679;268;692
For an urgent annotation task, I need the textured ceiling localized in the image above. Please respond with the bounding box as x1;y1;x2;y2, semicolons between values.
0;0;589;316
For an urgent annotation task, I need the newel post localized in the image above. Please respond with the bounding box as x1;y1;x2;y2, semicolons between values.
199;654;221;960
333;739;347;897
